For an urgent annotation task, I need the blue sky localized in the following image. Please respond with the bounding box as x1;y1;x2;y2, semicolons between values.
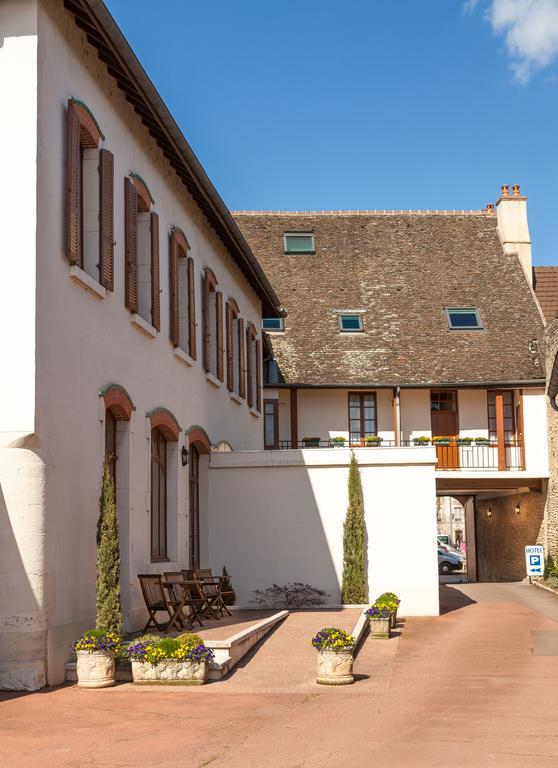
105;0;558;265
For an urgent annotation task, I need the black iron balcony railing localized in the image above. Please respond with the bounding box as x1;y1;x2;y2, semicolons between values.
272;438;524;471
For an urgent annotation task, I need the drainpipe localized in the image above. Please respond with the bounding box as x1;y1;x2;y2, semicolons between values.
393;387;401;446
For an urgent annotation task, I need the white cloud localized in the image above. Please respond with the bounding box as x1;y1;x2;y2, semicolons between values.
465;0;558;83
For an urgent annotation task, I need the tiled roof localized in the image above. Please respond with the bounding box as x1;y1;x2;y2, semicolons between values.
534;267;558;322
234;212;545;386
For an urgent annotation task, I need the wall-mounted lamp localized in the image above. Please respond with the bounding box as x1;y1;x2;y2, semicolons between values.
181;446;189;466
515;503;521;515
487;507;492;518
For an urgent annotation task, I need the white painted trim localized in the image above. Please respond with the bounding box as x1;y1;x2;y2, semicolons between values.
229;391;242;404
69;265;106;299
209;446;438;469
206;372;221;388
249;407;261;418
131;313;157;338
173;347;194;367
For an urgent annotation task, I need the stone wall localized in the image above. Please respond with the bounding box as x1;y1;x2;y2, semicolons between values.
543;319;558;557
476;492;545;581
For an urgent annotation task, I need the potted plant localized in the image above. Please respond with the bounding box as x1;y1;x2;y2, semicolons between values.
413;436;431;446
127;633;214;685
375;593;401;628
364;436;383;447
474;436;490;445
72;630;120;688
330;436;346;447
221;566;236;606
365;604;392;639
432;436;451;446
311;627;354;685
456;436;474;446
302;436;321;448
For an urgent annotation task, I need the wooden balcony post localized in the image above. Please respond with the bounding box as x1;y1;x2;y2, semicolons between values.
495;391;506;471
290;388;298;449
518;389;526;470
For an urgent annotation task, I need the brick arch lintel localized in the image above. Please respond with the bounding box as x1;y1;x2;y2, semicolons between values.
148;407;181;441
130;172;154;212
171;226;190;255
101;384;135;421
70;98;104;147
186;425;211;455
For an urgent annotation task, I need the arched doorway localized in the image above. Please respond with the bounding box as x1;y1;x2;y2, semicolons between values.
186;427;211;569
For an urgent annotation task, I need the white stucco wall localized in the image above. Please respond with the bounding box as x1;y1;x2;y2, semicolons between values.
1;0;269;688
457;389;489;438
523;389;548;475
208;447;440;616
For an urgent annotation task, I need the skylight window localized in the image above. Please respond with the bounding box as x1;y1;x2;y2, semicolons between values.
283;232;315;254
339;314;364;333
446;308;483;330
262;317;284;332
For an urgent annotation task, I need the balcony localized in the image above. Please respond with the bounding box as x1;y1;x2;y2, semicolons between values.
274;438;524;471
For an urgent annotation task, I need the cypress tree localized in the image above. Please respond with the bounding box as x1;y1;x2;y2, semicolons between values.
96;458;122;634
341;451;368;604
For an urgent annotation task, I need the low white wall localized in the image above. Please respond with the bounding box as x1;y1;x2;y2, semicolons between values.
208;447;439;616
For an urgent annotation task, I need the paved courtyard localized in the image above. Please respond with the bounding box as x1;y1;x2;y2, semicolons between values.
2;583;558;767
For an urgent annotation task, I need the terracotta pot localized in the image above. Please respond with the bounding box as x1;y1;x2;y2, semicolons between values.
316;648;354;685
369;617;391;639
76;650;115;688
131;659;209;685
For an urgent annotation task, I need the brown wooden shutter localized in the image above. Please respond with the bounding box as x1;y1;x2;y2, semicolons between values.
66;100;81;264
169;230;179;346
239;318;246;399
256;338;262;412
187;257;197;360
99;148;114;290
150;212;160;331
216;291;224;381
203;270;210;372
246;328;253;408
124;177;138;312
226;302;234;390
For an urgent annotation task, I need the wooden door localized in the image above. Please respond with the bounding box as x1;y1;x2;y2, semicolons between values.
431;391;459;468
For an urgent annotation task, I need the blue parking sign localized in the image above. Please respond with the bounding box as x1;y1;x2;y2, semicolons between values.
525;545;544;576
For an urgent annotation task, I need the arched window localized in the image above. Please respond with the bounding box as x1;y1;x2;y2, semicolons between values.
66;99;114;288
246;323;261;411
124;174;160;331
170;227;196;359
203;268;223;381
151;427;167;561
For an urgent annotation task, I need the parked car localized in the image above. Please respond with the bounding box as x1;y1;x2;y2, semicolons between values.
438;540;463;557
438;547;464;575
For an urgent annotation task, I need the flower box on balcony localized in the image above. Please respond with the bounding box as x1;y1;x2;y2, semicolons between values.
474;437;490;446
330;437;346;447
432;436;451;446
456;437;474;446
413;436;431;446
364;436;383;447
302;437;321;448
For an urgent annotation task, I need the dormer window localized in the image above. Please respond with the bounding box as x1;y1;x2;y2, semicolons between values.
446;308;483;330
263;317;284;332
283;232;315;254
339;314;364;333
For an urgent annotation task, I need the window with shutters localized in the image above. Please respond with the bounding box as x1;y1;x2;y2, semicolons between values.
170;227;196;358
226;299;242;395
66;99;114;289
151;427;168;561
246;323;261;411
125;174;160;331
203;268;223;381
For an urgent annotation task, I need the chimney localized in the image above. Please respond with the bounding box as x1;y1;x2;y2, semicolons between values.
496;183;532;285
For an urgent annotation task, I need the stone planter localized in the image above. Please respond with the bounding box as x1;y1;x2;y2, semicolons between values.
302;439;320;449
369;617;391;639
76;650;115;688
390;610;398;629
316;648;354;685
131;659;209;685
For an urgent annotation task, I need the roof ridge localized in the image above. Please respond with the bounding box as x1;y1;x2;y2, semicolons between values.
231;209;494;217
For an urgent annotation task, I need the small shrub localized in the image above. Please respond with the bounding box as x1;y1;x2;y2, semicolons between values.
544;554;558;580
126;635;214;664
341;452;367;604
221;566;236;606
252;583;328;609
176;633;204;649
311;627;354;651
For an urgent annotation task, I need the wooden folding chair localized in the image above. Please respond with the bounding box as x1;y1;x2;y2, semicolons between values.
196;568;233;617
137;574;181;633
163;572;202;628
182;569;221;620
